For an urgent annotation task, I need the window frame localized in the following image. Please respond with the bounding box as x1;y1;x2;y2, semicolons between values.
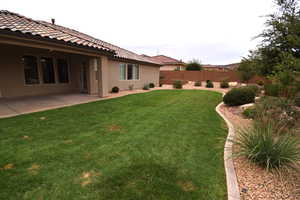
40;57;56;84
56;57;70;84
119;63;140;81
22;55;40;85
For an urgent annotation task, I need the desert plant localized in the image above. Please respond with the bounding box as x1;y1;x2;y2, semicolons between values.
143;84;149;90
194;81;201;87
233;123;300;171
254;96;300;130
206;80;214;88
242;107;257;119
220;81;229;88
129;84;134;90
149;83;155;88
257;80;264;86
173;80;183;89
264;83;282;97
223;87;255;106
111;86;119;93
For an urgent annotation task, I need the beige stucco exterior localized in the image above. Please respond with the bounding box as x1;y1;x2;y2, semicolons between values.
160;64;185;71
0;43;160;98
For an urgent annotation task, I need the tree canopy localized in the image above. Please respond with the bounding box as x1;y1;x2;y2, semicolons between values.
185;59;202;71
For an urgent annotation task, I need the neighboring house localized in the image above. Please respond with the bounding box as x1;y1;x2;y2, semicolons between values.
202;63;239;71
0;11;161;98
142;55;185;71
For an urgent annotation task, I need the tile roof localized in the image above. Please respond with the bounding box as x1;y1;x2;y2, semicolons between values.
0;10;160;65
149;55;185;65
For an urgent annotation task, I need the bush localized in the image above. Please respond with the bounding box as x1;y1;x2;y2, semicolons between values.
220;81;229;88
223;87;255;106
159;83;163;87
254;96;300;129
264;83;282;97
111;86;119;93
244;85;261;96
185;59;202;71
234;123;300;171
129;84;134;90
143;84;149;90
149;83;155;88
173;80;183;89
206;81;214;88
257;80;264;86
242;107;256;119
194;81;201;87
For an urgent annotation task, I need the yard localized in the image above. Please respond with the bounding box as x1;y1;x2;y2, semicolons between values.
0;90;227;200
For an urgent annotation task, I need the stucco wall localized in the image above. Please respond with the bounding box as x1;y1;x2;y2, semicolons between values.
107;60;160;91
0;44;84;98
160;65;185;71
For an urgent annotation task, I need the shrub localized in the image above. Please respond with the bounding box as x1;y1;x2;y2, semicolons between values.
149;83;155;88
220;81;229;88
185;59;202;71
264;83;282;97
234;123;300;171
143;84;149;90
257;80;264;86
129;84;134;90
223;87;255;106
173;80;183;89
159;83;163;87
194;81;201;87
242;107;256;119
206;81;214;88
244;85;261;96
254;96;300;129
111;86;119;93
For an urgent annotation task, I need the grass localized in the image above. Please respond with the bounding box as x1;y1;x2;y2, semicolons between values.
0;90;227;200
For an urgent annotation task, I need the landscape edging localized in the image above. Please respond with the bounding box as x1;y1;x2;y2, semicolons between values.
216;102;240;200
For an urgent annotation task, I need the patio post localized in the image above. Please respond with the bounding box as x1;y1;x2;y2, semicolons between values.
97;56;109;97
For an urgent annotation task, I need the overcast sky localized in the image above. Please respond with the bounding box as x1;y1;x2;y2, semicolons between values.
3;0;275;64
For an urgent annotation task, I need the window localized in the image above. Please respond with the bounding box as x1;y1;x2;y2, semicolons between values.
119;63;139;80
57;58;69;83
120;64;126;80
23;55;39;84
41;57;55;84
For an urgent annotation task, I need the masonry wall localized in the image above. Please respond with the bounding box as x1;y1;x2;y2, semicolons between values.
160;71;266;84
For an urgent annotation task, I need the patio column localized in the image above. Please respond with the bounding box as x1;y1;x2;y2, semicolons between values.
97;56;109;97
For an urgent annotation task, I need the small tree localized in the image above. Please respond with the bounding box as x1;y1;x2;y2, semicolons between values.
185;59;202;71
238;58;257;83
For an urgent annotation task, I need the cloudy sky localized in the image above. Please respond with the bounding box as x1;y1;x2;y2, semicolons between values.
3;0;275;64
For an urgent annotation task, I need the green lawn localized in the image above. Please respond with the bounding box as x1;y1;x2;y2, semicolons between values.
0;90;227;200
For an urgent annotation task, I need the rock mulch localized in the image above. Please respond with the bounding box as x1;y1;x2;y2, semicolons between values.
219;104;300;200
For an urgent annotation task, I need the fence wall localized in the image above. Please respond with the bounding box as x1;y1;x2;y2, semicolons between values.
160;71;265;84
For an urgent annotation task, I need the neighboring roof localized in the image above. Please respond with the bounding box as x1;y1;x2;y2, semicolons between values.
0;10;160;65
148;55;185;65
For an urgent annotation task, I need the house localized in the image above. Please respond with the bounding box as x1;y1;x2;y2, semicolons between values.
0;10;161;98
142;55;185;71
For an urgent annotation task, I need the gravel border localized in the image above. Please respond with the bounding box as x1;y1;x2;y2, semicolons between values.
216;102;240;200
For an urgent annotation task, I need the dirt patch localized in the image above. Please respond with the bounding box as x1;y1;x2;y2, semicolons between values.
177;181;197;192
40;117;46;120
28;164;41;175
220;104;300;200
107;124;122;132
63;140;73;144
1;163;14;170
79;171;102;187
22;135;30;139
